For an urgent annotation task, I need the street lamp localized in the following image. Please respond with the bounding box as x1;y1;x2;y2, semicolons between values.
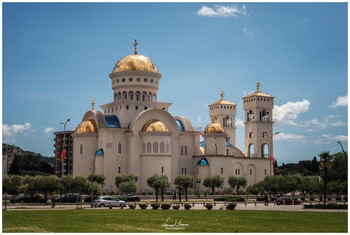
196;179;201;196
60;118;70;178
269;132;279;199
60;118;71;131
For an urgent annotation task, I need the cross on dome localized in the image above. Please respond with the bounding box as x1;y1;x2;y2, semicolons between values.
133;39;138;54
91;99;95;110
220;91;225;100
256;82;261;92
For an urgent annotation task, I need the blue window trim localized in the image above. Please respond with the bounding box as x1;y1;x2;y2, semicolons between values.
197;158;209;165
96;148;104;155
104;115;121;128
175;119;185;131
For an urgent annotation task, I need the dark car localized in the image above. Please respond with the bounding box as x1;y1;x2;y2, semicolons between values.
84;196;98;203
57;193;82;203
120;195;140;202
276;196;300;205
10;194;48;203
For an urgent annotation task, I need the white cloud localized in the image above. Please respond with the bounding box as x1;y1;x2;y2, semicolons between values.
273;100;310;126
242;91;254;96
197;116;203;122
329;94;348;108
44;127;55;134
316;134;348;144
243;27;253;36
274;132;306;141
3;123;32;142
330;121;347;127
236;119;245;128
197;4;247;18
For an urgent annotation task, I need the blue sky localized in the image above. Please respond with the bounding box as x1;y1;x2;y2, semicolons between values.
2;2;348;164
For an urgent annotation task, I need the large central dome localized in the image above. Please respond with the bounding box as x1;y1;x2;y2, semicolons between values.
112;54;158;73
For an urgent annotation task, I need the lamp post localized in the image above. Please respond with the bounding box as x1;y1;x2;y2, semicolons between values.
196;179;201;195
269;132;279;199
60;118;70;178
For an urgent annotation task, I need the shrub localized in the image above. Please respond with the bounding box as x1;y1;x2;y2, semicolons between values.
172;204;180;210
205;203;213;210
256;198;265;201
214;196;245;202
303;204;347;210
184;203;191;210
161;204;171;210
128;204;135;209
226;203;237;210
310;197;315;201
110;190;116;195
139;204;147;209
336;197;341;201
140;192;146;195
151;203;160;210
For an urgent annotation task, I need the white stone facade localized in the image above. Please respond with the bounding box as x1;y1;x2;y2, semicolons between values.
72;45;275;193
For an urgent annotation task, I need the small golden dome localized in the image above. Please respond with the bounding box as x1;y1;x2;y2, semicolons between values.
112;54;158;73
204;114;225;134
76;120;98;134
142;120;169;132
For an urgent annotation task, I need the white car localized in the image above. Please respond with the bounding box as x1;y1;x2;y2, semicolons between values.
93;196;127;207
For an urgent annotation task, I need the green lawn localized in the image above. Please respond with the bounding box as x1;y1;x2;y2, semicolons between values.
2;209;347;233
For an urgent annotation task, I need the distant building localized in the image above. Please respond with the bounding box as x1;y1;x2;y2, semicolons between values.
53;131;74;176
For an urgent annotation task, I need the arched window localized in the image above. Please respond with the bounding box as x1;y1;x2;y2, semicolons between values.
142;142;146;153
214;144;217;154
118;92;121;100
160;142;164;153
148;92;153;102
153;142;158;153
181;146;184;155
249;144;255;158
247;110;254;122
118;143;122;154
136;91;141;101
80;144;83;154
114;93;117;101
226;149;229;155
129;91;134;101
123;91;127;100
166;142;170;153
142;92;147;101
185;145;187;155
260;110;270;122
147;142;152;153
262;144;269;158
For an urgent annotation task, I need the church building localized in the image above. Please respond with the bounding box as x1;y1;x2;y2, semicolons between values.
72;40;276;193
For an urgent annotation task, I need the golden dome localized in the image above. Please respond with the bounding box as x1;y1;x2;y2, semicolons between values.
142;120;169;132
112;54;158;73
75;120;98;134
204;114;225;134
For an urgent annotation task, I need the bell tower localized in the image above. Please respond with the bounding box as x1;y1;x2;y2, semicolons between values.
209;91;237;145
243;83;275;159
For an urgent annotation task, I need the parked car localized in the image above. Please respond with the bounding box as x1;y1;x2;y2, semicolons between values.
57;193;82;203
276;196;300;205
10;194;48;203
84;196;98;203
93;196;127;207
120;195;140;202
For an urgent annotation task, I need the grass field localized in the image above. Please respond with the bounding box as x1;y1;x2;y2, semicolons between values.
2;209;348;233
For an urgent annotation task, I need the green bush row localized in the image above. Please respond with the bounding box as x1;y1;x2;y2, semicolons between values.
214;196;245;202
303;203;347;210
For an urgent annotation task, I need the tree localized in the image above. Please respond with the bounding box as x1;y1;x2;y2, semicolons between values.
8;155;20;175
174;174;193;201
3;175;22;200
228;176;247;195
203;175;224;195
115;174;138;194
158;174;170;201
319;151;333;205
118;181;137;194
147;174;161;202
